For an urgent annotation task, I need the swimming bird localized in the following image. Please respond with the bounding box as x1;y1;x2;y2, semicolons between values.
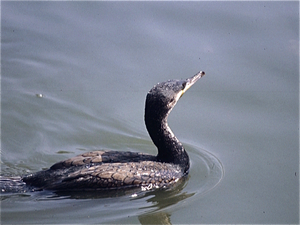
5;71;205;192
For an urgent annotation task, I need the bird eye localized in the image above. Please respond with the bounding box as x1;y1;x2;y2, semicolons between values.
182;82;187;90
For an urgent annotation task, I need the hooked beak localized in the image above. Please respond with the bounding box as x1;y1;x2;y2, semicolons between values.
181;71;205;97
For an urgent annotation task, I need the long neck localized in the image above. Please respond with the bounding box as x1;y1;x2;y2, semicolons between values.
145;106;190;173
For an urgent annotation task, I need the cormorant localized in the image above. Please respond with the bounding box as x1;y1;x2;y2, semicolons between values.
2;71;205;192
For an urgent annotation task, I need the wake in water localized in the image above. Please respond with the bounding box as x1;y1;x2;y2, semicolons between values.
0;176;30;193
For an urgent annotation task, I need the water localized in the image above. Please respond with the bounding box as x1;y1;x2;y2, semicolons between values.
1;1;299;224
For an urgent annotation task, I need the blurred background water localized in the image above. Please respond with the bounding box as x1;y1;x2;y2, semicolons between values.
1;1;299;224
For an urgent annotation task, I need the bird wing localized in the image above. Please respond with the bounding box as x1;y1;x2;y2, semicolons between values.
45;161;183;190
50;150;156;170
